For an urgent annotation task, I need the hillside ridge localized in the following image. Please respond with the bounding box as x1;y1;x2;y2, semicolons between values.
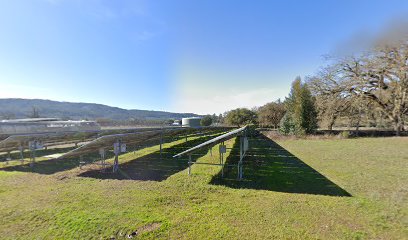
0;98;199;120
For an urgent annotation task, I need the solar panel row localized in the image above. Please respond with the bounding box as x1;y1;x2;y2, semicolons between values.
0;126;235;175
173;126;249;180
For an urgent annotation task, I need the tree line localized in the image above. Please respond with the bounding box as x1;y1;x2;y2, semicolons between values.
219;77;318;136
307;25;407;135
218;25;407;136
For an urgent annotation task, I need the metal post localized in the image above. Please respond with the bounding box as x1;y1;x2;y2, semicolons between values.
113;139;121;173
188;154;192;175
101;157;106;172
237;163;240;180
219;150;221;164
5;151;11;165
220;142;226;178
100;148;106;172
221;152;224;178
160;130;163;158
239;163;243;180
238;136;243;180
79;155;83;169
19;145;24;163
240;136;243;161
29;140;36;168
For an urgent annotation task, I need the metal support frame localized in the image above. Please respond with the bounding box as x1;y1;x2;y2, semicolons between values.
186;141;229;177
178;127;249;179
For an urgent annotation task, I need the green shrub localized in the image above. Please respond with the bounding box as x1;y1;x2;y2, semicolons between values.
279;113;295;135
340;131;351;138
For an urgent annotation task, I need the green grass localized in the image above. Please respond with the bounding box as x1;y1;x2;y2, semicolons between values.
0;133;407;239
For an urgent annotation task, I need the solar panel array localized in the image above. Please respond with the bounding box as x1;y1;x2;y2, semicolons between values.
0;125;235;176
56;127;231;159
58;130;162;159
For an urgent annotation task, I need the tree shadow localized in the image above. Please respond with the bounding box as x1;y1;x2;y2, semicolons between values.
211;134;351;196
78;135;216;181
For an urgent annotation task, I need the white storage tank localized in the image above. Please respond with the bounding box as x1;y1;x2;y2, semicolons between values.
182;117;202;128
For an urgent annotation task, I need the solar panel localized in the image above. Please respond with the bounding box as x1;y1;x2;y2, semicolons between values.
0;126;231;171
55;127;231;172
55;127;208;160
0;126;189;153
56;130;162;159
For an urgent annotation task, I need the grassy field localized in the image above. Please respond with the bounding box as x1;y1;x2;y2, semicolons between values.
0;133;407;239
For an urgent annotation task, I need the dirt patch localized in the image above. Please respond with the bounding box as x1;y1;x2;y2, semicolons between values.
51;162;108;180
138;222;162;233
112;222;162;239
262;130;344;141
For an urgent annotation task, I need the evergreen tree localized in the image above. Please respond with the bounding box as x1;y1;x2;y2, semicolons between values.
279;113;295;135
300;82;318;133
280;77;318;135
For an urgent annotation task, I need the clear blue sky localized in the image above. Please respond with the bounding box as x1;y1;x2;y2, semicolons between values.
1;0;408;114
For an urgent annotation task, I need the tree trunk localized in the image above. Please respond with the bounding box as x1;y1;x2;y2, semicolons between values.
328;123;333;131
355;108;361;136
327;114;337;132
394;116;402;136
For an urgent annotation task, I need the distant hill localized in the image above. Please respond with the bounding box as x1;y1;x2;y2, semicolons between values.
0;98;199;120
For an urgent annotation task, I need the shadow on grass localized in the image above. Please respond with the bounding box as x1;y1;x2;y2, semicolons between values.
0;147;82;174
211;134;351;197
0;146;77;161
78;135;215;181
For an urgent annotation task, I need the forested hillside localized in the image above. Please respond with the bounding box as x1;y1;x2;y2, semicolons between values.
0;98;198;120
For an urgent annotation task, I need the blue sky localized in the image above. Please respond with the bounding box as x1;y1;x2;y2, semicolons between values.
0;0;408;114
